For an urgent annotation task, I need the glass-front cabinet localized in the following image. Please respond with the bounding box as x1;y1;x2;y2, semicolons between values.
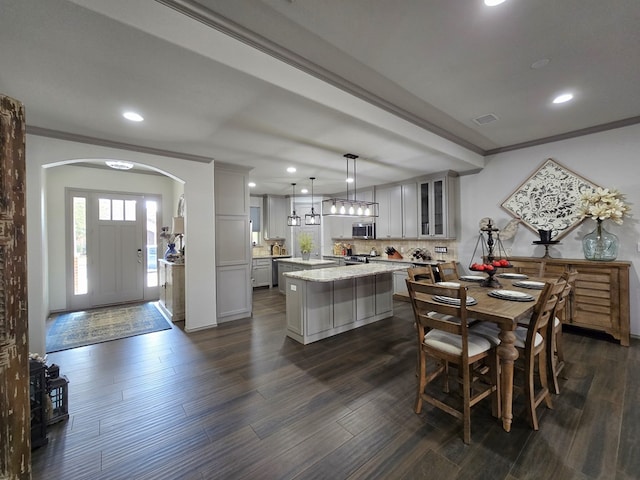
418;172;458;239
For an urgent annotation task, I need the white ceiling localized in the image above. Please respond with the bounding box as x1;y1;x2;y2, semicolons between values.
1;0;638;195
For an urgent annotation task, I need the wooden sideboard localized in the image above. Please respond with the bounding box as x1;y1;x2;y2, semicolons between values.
510;257;630;346
159;259;185;322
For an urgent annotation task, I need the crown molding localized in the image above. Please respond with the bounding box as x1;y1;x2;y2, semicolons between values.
26;125;213;163
485;116;640;156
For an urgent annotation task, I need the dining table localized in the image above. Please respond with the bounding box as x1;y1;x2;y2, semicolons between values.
418;273;548;433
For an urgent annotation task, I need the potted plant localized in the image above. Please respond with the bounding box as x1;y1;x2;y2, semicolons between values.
298;232;314;261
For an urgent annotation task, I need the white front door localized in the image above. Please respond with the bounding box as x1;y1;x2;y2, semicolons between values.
92;192;145;305
68;189;158;310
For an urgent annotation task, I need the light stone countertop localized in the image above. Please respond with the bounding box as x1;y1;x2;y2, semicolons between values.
323;254;441;266
283;263;409;282
277;257;337;266
369;257;440;266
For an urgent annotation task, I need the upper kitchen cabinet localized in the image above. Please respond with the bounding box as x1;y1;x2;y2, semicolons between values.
418;172;458;239
401;182;418;238
375;183;417;239
376;185;402;239
264;195;288;240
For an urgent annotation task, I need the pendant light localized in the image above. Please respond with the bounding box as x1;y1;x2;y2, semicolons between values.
305;177;321;225
321;153;379;217
287;183;301;226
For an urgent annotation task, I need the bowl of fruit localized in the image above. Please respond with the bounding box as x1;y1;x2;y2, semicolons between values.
469;258;510;287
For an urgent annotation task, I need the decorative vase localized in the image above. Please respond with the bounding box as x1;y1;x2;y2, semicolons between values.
165;243;179;261
582;220;618;261
301;252;310;261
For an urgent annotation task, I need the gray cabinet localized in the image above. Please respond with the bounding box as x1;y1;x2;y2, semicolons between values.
252;258;272;288
401;182;418;238
285;273;395;344
376;183;418;239
375;184;402;239
418;172;458;239
327;215;352;239
277;260;337;294
264;195;287;240
215;165;252;322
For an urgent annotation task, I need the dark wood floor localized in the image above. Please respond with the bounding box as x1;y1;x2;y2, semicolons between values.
32;288;639;480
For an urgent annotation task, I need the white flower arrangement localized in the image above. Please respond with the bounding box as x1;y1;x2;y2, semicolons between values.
159;226;177;244
578;187;630;225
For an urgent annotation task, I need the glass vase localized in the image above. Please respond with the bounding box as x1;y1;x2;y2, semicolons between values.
582;220;618;261
165;243;179;261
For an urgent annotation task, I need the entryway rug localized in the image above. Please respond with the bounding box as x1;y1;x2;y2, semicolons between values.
46;302;172;353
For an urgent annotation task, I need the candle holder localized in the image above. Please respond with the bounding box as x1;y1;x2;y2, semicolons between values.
468;218;511;288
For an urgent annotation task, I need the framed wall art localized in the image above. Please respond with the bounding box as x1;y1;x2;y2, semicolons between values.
501;158;599;240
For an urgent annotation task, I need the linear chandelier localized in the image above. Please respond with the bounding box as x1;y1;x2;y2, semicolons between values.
321;153;379;217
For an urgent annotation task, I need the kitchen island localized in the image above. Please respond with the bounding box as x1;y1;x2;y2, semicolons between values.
276;257;338;293
283;263;407;344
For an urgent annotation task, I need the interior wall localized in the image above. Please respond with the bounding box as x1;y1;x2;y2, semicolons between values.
458;123;640;336
26;135;217;355
45;164;176;311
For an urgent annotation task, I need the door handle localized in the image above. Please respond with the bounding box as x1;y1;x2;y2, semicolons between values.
137;248;143;264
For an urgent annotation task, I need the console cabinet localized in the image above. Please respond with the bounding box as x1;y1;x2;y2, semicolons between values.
159;259;185;322
512;257;630;346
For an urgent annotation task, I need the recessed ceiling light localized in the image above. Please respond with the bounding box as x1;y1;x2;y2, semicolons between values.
248;182;256;188
105;160;134;170
484;0;506;6
123;111;144;122
300;188;308;194
552;93;574;104
346;177;354;183
286;167;296;173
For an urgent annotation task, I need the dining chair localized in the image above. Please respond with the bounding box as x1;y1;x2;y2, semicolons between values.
548;269;578;394
470;279;565;430
508;259;545;277
406;279;500;444
436;261;460;282
407;266;437;283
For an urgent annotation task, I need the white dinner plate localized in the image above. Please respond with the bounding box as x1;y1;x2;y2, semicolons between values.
513;280;545;290
433;295;478;306
488;290;534;301
497;273;528;279
459;275;485;282
437;282;461;287
490;289;529;298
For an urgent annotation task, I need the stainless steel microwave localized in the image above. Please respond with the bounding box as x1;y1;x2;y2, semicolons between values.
352;222;375;239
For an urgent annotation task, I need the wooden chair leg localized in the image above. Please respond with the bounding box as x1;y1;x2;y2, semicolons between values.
548;327;561;395
524;354;538;430
489;351;501;418
462;362;471;445
443;361;450;393
415;352;426;414
538;350;553;410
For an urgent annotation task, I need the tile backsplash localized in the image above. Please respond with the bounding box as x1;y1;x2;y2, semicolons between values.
326;239;458;262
